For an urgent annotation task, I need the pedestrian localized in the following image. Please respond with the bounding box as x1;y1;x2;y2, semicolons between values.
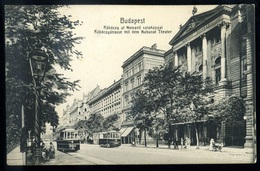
180;137;184;149
209;138;215;151
175;138;179;150
186;137;190;150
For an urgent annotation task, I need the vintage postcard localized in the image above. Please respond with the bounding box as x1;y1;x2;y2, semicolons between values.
6;4;256;165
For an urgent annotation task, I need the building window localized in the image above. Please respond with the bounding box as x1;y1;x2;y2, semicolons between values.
215;68;221;84
241;56;247;80
132;67;135;75
125;95;129;106
138;63;141;72
198;64;203;72
137;76;141;86
125;83;128;91
241;39;247;57
215;57;221;84
131;79;135;89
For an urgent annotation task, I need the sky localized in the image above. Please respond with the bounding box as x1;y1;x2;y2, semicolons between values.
55;5;217;119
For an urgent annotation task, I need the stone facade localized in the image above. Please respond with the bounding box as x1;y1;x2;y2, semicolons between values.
120;45;165;144
168;5;255;147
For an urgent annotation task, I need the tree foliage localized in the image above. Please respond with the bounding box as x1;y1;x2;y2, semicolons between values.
73;113;120;137
103;113;120;131
208;96;246;127
5;5;83;153
130;64;215;148
131;89;157;146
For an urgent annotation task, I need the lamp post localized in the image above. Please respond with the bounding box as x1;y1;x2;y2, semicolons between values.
29;47;48;165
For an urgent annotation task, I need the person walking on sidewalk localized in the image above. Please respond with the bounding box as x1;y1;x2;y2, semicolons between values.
180;137;184;149
185;137;191;150
209;138;215;151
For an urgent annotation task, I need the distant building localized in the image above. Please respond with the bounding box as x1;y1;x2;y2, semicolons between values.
89;79;122;119
60;85;101;127
120;45;165;144
81;85;102;120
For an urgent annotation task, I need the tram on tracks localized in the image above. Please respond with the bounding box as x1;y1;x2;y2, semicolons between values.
98;131;121;148
56;128;80;152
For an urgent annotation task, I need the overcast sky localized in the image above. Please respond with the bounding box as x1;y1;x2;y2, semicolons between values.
55;5;217;118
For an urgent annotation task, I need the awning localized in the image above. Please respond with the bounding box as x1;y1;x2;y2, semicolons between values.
119;127;127;135
121;127;134;137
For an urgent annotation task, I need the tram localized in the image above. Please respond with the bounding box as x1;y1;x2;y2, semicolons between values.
56;128;80;152
99;131;121;148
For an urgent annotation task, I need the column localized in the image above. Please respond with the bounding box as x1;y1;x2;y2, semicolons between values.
202;33;208;77
187;43;192;72
220;22;227;81
174;51;178;67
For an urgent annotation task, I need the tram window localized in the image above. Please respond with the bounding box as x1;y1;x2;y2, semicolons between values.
60;132;64;140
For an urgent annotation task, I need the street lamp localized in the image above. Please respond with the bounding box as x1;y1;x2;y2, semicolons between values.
29;47;48;164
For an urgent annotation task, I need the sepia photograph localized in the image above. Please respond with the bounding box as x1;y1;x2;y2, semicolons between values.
5;4;256;166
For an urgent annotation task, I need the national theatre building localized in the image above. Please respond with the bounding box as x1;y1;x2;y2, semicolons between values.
167;5;255;148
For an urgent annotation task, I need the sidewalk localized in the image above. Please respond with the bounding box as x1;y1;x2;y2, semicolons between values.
6;145;25;166
122;143;253;156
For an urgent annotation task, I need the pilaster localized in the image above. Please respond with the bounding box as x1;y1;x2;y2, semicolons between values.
187;43;192;72
202;33;208;77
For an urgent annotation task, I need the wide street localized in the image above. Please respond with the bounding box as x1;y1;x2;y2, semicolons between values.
43;143;254;165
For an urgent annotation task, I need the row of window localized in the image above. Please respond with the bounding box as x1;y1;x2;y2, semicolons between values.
125;76;142;92
125;62;143;79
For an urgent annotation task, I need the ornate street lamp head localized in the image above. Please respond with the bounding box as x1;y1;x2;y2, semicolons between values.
29;48;48;87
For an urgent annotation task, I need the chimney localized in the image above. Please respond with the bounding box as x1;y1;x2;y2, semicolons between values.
151;43;157;49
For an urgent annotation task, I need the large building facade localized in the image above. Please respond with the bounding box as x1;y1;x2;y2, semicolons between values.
120;45;165;144
167;5;255;147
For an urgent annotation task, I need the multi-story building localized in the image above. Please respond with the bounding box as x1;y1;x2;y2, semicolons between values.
80;85;102;120
120;44;165;144
60;104;70;127
167;5;255;147
59;85;101;127
89;79;122;119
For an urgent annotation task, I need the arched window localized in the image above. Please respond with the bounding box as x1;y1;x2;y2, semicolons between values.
215;57;221;66
215;57;221;84
198;64;203;72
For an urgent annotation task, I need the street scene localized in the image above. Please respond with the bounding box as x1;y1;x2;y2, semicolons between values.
6;4;256;166
8;142;254;165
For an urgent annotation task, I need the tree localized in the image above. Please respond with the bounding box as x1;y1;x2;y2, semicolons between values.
131;89;159;146
86;113;105;136
5;5;83;153
103;113;120;131
142;65;183;148
208;96;246;133
131;89;156;146
178;72;214;149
